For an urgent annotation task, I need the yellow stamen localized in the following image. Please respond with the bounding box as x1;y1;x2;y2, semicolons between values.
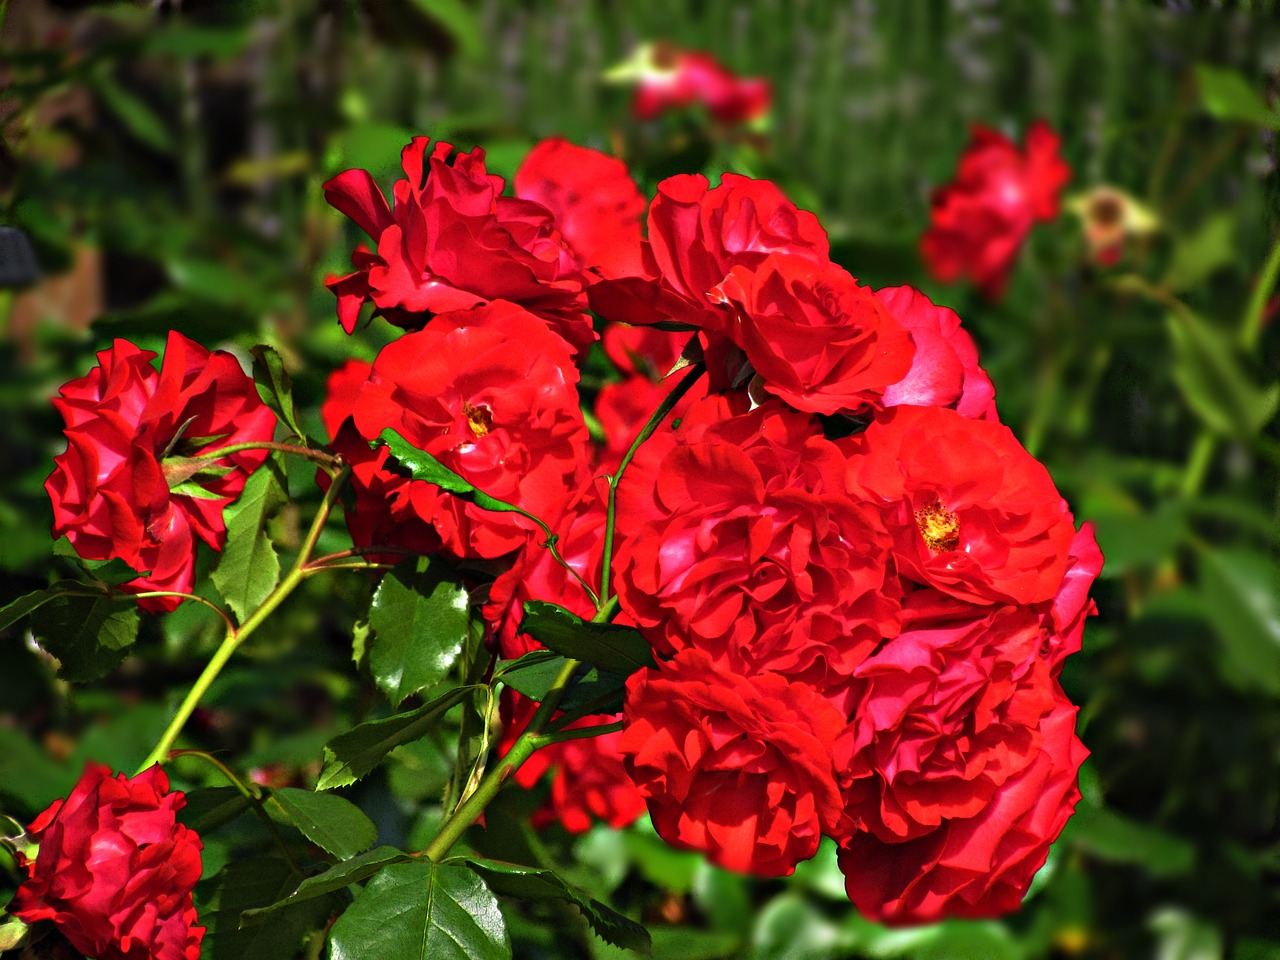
463;401;493;438
914;500;960;553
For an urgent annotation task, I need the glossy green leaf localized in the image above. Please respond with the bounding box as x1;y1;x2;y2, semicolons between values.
328;860;510;960
496;653;626;714
250;345;306;441
370;558;470;706
1195;63;1280;128
211;455;287;623
29;593;140;682
267;787;378;860
518;601;655;675
318;686;473;789
201;855;339;960
239;846;415;925
1166;309;1279;438
463;856;651;953
1197;547;1280;696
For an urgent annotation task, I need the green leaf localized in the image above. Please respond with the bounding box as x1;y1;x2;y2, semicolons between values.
177;786;253;835
370;558;470;707
1164;213;1236;293
406;0;484;58
497;653;626;714
90;68;174;151
266;787;378;860
518;601;655;675
0;582;86;631
376;428;543;525
318;686;473;790
239;847;414;925
462;857;650;954
1195;63;1280;129
1197;548;1280;696
251;345;306;441
211;455;287;623
328;860;510;960
0;916;29;953
52;538;148;586
201;855;340;960
29;593;140;682
1166;309;1280;438
1064;803;1195;877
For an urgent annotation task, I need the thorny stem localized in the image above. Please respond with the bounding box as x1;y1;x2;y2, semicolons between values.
137;465;351;773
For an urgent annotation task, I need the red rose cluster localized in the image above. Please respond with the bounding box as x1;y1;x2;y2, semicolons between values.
45;332;276;611
320;132;1096;925
9;764;204;960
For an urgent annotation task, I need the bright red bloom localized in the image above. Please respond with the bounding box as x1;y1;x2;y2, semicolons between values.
594;372;708;472
514;138;646;281
617;43;771;125
839;695;1086;924
602;323;691;380
710;255;915;415
331;301;588;560
320;358;373;442
587;173;829;364
44;333;276;611
614;398;900;702
621;648;851;876
10;763;204;960
324;136;595;353
874;285;998;420
842;405;1078;606
921;121;1070;299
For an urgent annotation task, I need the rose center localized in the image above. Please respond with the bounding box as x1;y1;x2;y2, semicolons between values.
463;401;493;438
914;499;960;553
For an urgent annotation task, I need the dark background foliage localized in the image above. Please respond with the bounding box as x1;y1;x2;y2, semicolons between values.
1;1;1278;958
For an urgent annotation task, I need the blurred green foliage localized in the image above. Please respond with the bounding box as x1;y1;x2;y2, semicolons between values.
1;1;1279;958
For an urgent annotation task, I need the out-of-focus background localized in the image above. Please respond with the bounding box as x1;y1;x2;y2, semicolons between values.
2;2;1279;958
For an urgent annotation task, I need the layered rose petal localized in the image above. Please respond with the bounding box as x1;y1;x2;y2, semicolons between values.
10;763;204;960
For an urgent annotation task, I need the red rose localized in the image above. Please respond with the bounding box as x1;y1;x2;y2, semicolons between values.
514;138;646;281
320;358;373;442
842;405;1077;606
500;692;645;835
594;373;708;472
621;648;851;876
44;333;276;611
1044;522;1103;667
921;121;1070;299
588;173;828;345
710;255;915;415
614;399;900;702
602;323;691;380
9;763;204;960
324;137;595;354
615;42;771;125
874;285;998;420
839;694;1086;924
332;301;589;559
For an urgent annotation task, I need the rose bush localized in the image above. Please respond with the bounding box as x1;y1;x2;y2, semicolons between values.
9;763;203;960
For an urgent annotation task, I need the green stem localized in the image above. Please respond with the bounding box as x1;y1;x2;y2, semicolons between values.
423;657;581;862
183;440;338;467
598;362;706;605
1241;227;1280;351
136;465;351;773
132;592;235;631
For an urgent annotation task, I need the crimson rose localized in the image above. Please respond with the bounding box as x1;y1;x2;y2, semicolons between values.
9;763;204;960
44;332;276;611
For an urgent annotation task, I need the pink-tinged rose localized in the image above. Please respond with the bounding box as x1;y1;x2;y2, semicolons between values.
44;333;276;611
621;648;851;876
710;255;915;415
922;121;1070;299
10;763;204;960
874;285;998;420
514;138;646;280
839;694;1087;924
841;405;1077;606
324;136;595;354
618;43;771;125
614;399;900;701
332;301;588;560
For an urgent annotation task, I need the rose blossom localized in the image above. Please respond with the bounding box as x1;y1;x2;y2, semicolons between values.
608;42;771;125
710;254;915;416
921;120;1070;299
841;404;1078;606
614;397;900;703
329;301;588;560
514;138;646;280
9;763;204;960
45;332;276;611
874;285;998;420
621;648;851;876
324;136;595;353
